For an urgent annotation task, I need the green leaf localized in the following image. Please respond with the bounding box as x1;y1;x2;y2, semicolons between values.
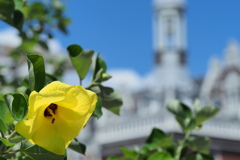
167;100;194;133
102;73;112;81
14;0;26;10
196;106;219;125
45;73;58;84
4;93;28;122
68;138;86;155
101;86;122;115
38;40;49;50
0;100;7;120
20;140;65;160
0;0;14;21
92;96;103;118
193;99;201;114
67;44;82;56
27;54;45;92
9;135;24;144
167;100;192;119
0;137;16;146
12;10;24;30
3;107;15;124
0;0;24;30
89;85;122;115
0;119;7;134
92;55;107;82
146;128;173;148
176;117;196;133
0;94;4;100
120;146;138;159
67;44;94;80
187;137;211;154
148;151;174;160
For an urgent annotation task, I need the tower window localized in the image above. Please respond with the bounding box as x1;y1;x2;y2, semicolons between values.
165;18;175;50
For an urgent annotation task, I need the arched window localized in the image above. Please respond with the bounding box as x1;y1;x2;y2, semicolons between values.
165;18;175;50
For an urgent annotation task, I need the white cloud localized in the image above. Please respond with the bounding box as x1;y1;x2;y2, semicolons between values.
0;28;21;47
48;39;64;54
104;69;143;92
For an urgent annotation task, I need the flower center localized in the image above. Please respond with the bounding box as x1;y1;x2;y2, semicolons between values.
44;103;58;124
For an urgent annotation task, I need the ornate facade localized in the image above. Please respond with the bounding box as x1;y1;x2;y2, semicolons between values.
81;0;240;160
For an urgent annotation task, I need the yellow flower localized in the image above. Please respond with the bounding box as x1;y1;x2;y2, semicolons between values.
15;81;97;155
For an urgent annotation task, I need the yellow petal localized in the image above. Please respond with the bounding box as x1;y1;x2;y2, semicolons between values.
31;119;67;155
39;81;71;94
15;118;35;144
54;110;85;142
81;89;98;126
27;91;65;119
15;106;46;144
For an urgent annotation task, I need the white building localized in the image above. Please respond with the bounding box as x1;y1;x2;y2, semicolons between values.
82;0;240;160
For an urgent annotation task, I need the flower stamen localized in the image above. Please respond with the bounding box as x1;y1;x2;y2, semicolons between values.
44;103;58;124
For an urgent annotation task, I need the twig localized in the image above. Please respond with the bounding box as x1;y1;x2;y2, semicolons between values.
0;149;20;155
175;131;191;160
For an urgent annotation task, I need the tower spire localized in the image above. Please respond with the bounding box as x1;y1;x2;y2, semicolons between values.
153;0;186;66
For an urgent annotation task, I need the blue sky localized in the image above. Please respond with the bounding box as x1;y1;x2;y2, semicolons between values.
2;0;240;78
54;0;240;77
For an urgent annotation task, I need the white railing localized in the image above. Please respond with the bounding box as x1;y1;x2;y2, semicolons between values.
94;115;240;145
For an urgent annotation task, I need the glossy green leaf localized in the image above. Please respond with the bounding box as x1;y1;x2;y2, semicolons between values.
4;93;28;122
0;100;7;120
68;138;86;155
0;137;16;146
67;44;94;80
120;146;138;159
148;151;174;160
92;96;103;118
196;106;219;125
20;140;65;160
27;54;45;92
0;119;7;134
